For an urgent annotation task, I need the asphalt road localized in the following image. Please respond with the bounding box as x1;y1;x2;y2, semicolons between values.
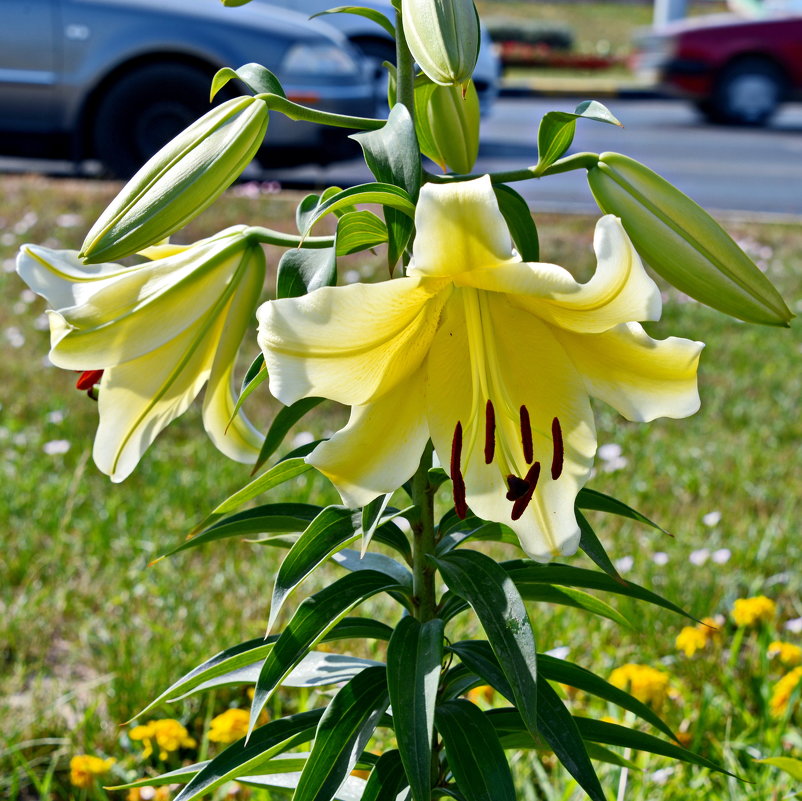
263;96;802;218
2;96;801;217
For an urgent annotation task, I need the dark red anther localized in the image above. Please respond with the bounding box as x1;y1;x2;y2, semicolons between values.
484;399;496;464
511;461;541;520
505;474;530;501
519;405;533;464
451;421;468;519
551;417;564;480
76;370;104;391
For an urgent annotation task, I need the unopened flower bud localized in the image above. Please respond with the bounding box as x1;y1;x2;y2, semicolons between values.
402;0;480;87
587;152;792;326
81;96;269;263
416;79;480;174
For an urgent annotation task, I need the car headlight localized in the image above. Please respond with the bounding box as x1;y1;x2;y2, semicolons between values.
281;42;360;77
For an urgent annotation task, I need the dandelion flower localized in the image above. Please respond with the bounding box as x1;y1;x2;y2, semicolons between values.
130;719;196;760
732;595;776;628
609;663;670;710
69;754;115;788
769;667;802;718
208;708;250;744
676;626;707;657
768;641;802;668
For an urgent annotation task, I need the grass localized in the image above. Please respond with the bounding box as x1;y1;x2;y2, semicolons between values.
1;172;801;799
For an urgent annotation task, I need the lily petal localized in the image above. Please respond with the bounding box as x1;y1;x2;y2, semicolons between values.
307;368;429;508
203;248;266;463
408;176;516;278
23;236;247;370
554;322;704;422
426;288;596;561
257;276;448;407
458;216;661;333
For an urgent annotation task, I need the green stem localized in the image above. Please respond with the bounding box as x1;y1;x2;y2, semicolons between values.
245;227;335;249
410;441;437;623
394;6;415;118
424;151;600;184
254;93;384;130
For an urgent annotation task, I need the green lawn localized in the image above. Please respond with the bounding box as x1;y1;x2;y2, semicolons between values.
1;173;800;799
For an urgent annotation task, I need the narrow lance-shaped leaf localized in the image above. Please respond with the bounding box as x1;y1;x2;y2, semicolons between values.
226;353;266;431
172;710;324;801
293;666;390;801
493;184;539;261
311;6;396;38
268;505;361;633
361;493;392;555
211;63;286;100
577;487;667;533
361;750;410;801
576;509;624;583
435;700;516;801
331;549;413;589
254;397;325;474
335;211;388;256
189;457;312;535
386;617;444;801
434;550;538;737
250;570;402;734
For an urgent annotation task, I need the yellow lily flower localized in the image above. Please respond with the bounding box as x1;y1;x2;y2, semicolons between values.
257;177;702;560
17;226;264;482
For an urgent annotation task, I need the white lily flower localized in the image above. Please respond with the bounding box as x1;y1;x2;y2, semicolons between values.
17;226;265;482
257;177;703;561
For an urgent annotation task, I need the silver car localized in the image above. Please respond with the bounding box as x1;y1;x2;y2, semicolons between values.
1;0;375;176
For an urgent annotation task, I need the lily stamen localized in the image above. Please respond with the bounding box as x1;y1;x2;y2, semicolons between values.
551;417;564;480
519;405;533;464
76;370;104;391
484;399;496;464
451;421;468;518
511;461;542;520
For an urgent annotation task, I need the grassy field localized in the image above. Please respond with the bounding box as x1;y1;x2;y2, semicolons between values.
1;171;801;800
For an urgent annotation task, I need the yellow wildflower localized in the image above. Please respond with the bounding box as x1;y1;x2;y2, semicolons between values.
732;595;776;628
208;708;250;744
69;754;115;788
130;719;196;760
768;641;802;668
466;685;495;705
609;663;671;710
676;626;708;657
770;667;802;718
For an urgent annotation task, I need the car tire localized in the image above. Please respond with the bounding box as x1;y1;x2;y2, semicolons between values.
92;64;215;179
709;58;785;126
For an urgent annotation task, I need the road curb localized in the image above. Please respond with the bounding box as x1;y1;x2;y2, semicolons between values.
499;84;668;101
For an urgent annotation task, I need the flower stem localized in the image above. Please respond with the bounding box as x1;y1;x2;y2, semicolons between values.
254;93;384;130
245;227;335;249
424;151;601;184
410;441;438;623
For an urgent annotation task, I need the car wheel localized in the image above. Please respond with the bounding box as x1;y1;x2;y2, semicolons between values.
92;64;215;179
710;58;784;126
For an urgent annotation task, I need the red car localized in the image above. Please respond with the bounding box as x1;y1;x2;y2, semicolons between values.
633;12;802;125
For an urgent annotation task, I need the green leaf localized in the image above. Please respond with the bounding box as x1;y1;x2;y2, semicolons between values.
268;506;361;632
109;762;205;790
756;756;802;781
535;101;622;174
172;710;323;801
536;681;607;801
254;397;325;474
277;247;337;300
577;510;624;583
387;617;444;801
240;769;367;801
251;570;402;733
335;211;388;256
351;105;421;270
435;700;516;801
361;493;393;555
361;750;410;801
522;583;632;628
331;549;413;589
296;187;345;233
504;560;698;622
211;63;286;100
537;653;676;741
294;666;390;801
434;551;538;738
493;185;539;261
163;503;321;558
312;6;396;38
574;717;735;776
577;488;667;533
227;353;267;430
302;183;415;237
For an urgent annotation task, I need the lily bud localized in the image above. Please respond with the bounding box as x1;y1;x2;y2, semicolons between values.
402;0;480;87
416;78;480;174
587;152;792;326
81;96;269;264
